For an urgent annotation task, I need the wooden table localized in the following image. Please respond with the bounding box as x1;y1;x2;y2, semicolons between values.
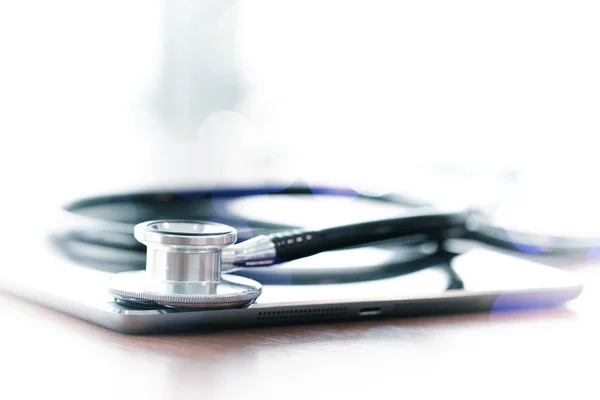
1;260;598;400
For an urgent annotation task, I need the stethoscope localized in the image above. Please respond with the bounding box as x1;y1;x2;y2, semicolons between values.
53;184;594;310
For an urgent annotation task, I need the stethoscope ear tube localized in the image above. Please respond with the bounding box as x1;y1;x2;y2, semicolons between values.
264;208;466;264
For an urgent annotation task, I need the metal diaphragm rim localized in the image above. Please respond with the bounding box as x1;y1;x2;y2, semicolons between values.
108;271;262;309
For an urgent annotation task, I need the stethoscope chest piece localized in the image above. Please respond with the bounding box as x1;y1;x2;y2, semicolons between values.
108;220;262;309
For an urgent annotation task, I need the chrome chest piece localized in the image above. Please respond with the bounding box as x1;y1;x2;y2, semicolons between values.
108;220;262;309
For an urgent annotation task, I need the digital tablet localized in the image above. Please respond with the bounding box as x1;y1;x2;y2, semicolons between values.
0;236;583;334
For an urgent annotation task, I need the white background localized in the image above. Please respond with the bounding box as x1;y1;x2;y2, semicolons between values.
1;1;600;232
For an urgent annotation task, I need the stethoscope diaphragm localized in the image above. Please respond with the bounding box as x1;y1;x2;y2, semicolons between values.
108;220;262;309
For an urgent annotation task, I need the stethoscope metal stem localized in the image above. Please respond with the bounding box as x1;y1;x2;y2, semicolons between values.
146;247;222;282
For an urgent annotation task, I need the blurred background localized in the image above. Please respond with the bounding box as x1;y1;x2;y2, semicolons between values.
1;0;600;243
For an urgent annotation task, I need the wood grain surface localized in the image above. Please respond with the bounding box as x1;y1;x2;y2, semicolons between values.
1;261;599;400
